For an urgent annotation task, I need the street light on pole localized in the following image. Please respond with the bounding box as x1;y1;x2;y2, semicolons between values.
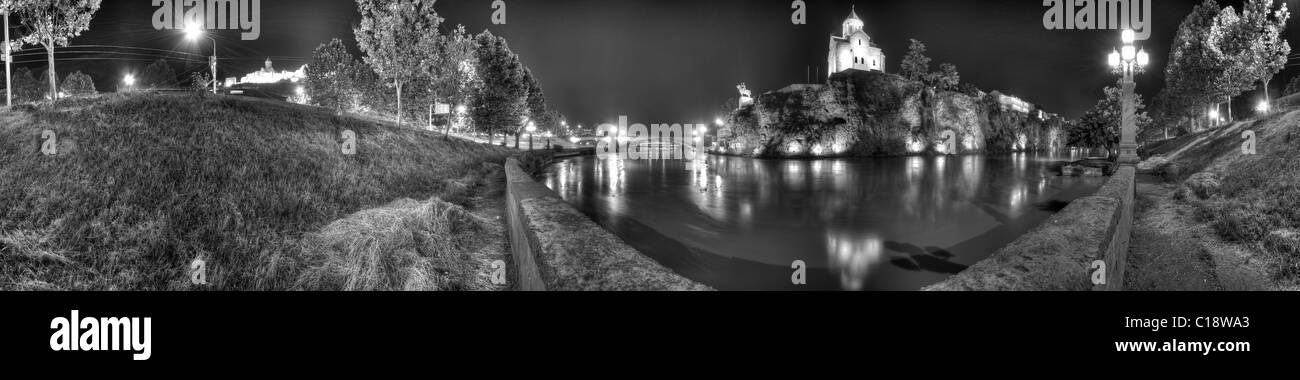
123;74;135;91
184;23;218;94
1107;29;1148;165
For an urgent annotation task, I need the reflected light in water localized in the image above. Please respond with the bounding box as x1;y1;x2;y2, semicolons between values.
826;232;885;291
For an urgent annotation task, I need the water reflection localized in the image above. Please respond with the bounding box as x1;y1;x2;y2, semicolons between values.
544;151;1102;290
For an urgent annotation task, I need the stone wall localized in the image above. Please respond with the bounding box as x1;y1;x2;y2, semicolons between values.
503;158;710;291
924;166;1136;291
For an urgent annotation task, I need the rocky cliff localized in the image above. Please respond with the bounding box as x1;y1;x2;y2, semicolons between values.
716;70;1065;158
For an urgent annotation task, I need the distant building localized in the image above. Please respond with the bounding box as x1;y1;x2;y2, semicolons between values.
224;58;306;87
996;93;1032;114
827;6;886;76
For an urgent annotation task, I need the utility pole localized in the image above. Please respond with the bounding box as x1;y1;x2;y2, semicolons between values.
4;9;11;107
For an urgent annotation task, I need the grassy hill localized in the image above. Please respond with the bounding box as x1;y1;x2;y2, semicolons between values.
0;94;515;290
1139;108;1300;284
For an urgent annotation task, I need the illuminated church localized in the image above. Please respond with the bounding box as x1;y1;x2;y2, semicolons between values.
827;6;885;76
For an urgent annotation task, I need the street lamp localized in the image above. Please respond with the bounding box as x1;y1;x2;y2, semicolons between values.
1256;100;1271;114
184;23;218;94
123;74;135;91
525;122;537;150
1107;28;1148;165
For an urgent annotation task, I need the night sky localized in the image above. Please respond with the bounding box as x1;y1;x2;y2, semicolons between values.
7;0;1300;124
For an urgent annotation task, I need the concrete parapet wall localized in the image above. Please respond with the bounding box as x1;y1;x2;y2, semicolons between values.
925;166;1136;291
503;158;710;291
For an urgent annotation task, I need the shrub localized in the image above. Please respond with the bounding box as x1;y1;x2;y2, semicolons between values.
1185;172;1222;199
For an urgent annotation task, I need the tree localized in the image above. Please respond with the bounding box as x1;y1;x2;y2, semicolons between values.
900;39;931;83
306;38;361;112
354;0;442;127
14;0;101;101
422;24;478;137
1285;75;1300;96
188;72;211;93
471;30;528;146
516;67;548;147
935;62;960;91
1158;0;1289;127
61;70;93;96
138;59;177;89
10;66;40;102
1068;86;1153;155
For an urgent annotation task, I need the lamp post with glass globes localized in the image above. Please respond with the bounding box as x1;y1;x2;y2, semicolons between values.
1107;29;1149;165
184;23;218;94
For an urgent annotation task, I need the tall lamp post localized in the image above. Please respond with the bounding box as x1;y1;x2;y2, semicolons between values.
184;23;218;94
1107;29;1149;165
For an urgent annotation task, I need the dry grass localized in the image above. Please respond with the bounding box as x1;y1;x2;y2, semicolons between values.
1141;110;1300;286
0;94;515;290
275;197;500;291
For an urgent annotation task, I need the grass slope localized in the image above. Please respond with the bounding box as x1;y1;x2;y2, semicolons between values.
0;94;514;290
1140;109;1300;285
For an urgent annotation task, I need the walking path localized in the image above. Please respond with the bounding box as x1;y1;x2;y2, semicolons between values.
1125;173;1273;290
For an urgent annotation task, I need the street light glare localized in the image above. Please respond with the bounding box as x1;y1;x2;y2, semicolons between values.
1108;51;1120;68
123;74;135;86
1121;45;1136;61
1121;29;1135;44
184;23;202;41
1257;100;1271;113
1136;49;1149;67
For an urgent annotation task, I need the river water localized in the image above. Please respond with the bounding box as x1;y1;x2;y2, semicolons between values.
542;151;1103;290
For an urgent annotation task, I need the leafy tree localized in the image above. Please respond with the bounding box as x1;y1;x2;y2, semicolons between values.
1157;0;1222;128
935;63;960;91
516;67;548;147
61;70;93;96
422;23;478;136
1285;75;1300;96
471;30;528;146
1158;0;1289;126
13;0;101;101
306;38;361;112
899;39;931;83
189;72;211;93
138;59;177;89
354;0;442;127
1068;86;1153;154
10;66;40;102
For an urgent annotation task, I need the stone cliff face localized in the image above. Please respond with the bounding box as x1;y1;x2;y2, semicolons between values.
716;70;1065;158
